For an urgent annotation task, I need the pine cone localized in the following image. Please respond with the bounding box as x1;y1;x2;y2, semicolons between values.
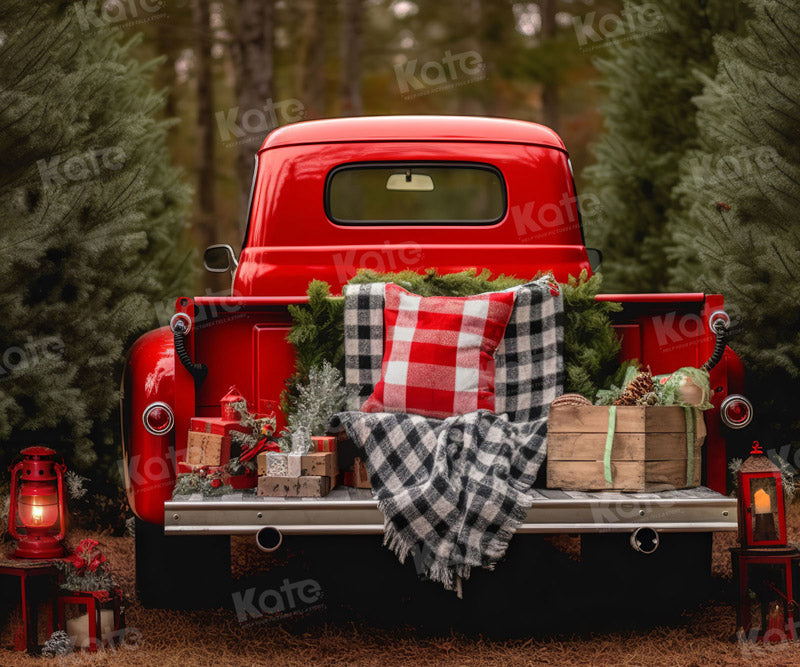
636;391;658;406
613;371;655;406
551;393;593;408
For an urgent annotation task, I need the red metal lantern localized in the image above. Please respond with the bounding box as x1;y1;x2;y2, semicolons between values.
8;446;67;559
219;385;246;421
732;547;800;642
737;442;787;548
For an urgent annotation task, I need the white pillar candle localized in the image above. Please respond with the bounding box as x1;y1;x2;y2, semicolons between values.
66;609;115;649
753;488;772;515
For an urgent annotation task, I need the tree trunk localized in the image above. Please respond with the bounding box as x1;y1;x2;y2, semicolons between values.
339;0;362;116
230;0;275;236
540;0;559;130
295;0;326;118
192;0;217;255
154;19;179;121
459;0;485;115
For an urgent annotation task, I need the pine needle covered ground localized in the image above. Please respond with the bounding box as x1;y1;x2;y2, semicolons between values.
3;505;799;666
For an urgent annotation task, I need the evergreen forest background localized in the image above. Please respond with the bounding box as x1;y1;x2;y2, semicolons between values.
0;0;797;525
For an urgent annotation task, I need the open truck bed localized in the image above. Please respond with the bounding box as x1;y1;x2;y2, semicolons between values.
165;486;736;536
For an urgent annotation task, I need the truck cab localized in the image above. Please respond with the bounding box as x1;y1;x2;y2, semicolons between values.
122;116;749;607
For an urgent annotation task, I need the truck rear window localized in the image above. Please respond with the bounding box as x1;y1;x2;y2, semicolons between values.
325;162;506;224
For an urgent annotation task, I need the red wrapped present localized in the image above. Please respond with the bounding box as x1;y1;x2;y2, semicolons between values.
312;435;337;453
222;469;258;490
177;461;203;474
177;462;223;475
186;418;250;466
190;417;249;438
353;457;371;489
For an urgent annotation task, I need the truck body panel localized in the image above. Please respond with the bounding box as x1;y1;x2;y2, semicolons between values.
236;135;587;296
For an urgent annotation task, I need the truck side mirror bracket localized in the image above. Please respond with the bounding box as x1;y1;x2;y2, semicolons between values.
204;244;239;274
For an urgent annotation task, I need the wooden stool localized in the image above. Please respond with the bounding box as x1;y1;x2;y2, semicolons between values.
0;556;60;653
55;590;124;652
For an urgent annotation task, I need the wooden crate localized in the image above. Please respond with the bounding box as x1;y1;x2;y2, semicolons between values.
546;405;706;492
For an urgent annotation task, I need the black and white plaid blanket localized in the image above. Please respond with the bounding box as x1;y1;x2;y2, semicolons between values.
331;410;549;594
337;278;564;593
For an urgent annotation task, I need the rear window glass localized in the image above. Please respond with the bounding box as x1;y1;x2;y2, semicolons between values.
325;162;506;224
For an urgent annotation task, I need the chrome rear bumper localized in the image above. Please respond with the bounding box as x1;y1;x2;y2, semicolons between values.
164;486;736;536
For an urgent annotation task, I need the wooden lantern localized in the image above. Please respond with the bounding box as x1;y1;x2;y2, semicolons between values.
737;442;787;548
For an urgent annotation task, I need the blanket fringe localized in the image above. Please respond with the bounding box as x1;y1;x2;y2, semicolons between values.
337;410;545;598
380;502;528;599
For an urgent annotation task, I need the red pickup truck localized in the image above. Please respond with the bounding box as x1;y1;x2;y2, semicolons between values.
122;116;750;609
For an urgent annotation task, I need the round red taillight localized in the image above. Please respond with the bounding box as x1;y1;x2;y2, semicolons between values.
721;394;753;429
142;402;175;435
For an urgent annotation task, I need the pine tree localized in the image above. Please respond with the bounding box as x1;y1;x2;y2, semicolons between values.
582;0;745;292
669;0;800;447
0;2;191;477
281;361;351;450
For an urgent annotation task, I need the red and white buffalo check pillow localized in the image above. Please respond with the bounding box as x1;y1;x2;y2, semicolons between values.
361;284;516;419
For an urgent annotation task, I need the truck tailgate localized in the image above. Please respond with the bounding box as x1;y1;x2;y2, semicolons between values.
165;486;735;535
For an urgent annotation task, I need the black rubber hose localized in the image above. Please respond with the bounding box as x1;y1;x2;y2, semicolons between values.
702;319;729;371
173;322;208;386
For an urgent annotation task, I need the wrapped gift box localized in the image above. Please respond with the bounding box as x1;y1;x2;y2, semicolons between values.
546;405;705;492
256;451;338;498
177;461;223;474
185;417;250;466
185;431;229;467
256;451;338;478
352;457;371;489
258;475;331;498
312;435;337;453
190;417;249;438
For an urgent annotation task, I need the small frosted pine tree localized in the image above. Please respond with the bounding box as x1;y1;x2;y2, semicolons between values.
281;361;352;451
582;0;745;293
0;2;191;477
669;0;800;448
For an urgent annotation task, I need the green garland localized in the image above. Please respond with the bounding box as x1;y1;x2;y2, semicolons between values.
560;270;633;398
283;269;632;419
349;267;527;296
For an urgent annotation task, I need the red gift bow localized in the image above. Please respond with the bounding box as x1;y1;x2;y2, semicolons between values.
240;438;280;463
63;538;107;574
76;538;99;556
62;552;85;570
86;552;107;573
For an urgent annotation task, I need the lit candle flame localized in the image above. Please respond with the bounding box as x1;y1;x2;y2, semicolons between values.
754;488;772;515
31;504;44;525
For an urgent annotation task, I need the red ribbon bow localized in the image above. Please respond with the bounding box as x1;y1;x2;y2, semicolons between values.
63;538;107;573
240;438;280;463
